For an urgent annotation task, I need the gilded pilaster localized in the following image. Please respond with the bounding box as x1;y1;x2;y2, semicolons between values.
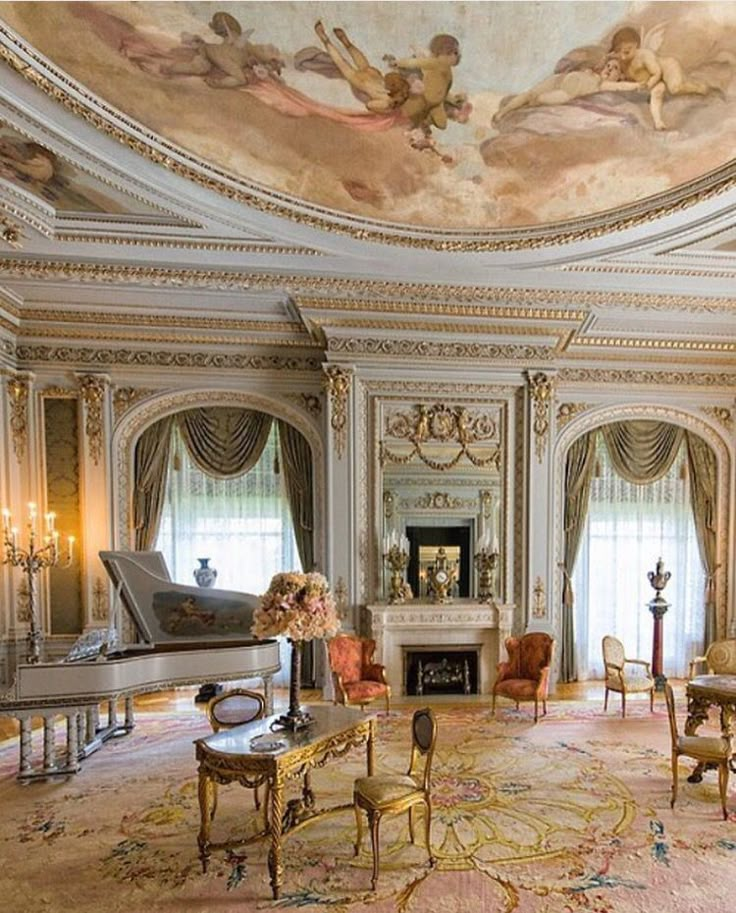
322;365;352;460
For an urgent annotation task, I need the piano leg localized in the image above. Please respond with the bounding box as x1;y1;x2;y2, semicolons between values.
107;698;118;729
66;713;81;773
86;707;97;743
19;717;32;779
264;674;274;716
76;712;85;752
124;696;135;732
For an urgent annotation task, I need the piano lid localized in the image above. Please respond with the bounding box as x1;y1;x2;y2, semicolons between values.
99;550;261;646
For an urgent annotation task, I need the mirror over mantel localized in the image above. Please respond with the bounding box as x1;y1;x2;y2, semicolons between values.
375;398;511;605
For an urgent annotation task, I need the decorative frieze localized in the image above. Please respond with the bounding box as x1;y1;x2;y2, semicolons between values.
527;372;554;464
558;368;736;387
322;365;352;460
329;337;553;361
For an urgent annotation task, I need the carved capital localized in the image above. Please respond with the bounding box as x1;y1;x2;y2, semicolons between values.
6;375;29;462
322;365;352;459
527;372;554;464
78;374;109;465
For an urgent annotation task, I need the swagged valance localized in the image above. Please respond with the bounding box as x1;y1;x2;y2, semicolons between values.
559;420;718;682
133;408;314;571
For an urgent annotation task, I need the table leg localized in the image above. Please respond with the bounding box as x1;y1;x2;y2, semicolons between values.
367;718;376;776
268;772;284;900
302;769;315;809
197;767;214;873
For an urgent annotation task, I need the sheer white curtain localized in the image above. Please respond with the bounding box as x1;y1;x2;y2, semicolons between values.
155;424;301;682
573;437;705;679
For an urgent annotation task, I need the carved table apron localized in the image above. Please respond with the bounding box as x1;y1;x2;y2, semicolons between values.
195;704;376;900
684;674;736;782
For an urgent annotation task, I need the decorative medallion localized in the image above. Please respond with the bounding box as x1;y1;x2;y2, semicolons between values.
322;365;352;460
527;372;554;464
556;402;589;428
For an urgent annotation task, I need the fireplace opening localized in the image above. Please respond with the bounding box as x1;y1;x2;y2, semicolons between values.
403;645;480;696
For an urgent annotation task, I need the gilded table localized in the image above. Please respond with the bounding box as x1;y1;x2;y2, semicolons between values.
684;674;736;782
195;704;376;899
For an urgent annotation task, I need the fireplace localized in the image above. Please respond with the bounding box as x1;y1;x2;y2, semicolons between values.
403;645;481;696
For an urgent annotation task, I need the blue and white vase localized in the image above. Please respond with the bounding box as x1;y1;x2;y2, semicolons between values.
193;558;217;588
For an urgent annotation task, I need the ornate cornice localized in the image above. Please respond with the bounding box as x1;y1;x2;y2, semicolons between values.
558;367;736;387
20;308;304;334
296;295;585;320
3;29;736;251
562;262;736;282
54;234;322;255
574;336;736;353
78;374;108;465
322;365;352;460
15;344;322;372
527;371;554;464
328;337;554;361
5;374;29;461
18;325;313;348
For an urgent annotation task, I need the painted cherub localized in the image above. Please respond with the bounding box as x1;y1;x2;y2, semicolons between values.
493;55;640;123
610;25;713;130
386;34;464;130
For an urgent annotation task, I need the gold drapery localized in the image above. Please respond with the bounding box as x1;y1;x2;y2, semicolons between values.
133;415;175;550
177;407;273;479
277;419;315;573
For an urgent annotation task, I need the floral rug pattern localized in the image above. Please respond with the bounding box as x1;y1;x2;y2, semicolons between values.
1;704;734;912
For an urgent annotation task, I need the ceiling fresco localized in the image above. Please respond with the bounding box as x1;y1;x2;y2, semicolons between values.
0;121;165;215
3;1;736;233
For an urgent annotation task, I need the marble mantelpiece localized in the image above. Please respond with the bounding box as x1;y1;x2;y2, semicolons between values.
366;599;514;696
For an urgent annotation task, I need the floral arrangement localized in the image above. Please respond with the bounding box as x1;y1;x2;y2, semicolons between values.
252;571;341;642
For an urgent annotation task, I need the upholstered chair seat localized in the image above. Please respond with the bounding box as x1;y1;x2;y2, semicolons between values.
492;632;554;723
602;635;655;717
664;683;731;820
353;707;437;891
328;634;391;712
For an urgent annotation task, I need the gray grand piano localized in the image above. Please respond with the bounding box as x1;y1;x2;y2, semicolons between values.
0;551;279;780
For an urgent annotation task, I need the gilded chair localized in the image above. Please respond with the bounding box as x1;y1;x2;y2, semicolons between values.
689;638;736;680
353;707;437;891
602;635;654;717
492;632;554;723
328;634;391;712
206;689;266;821
664;683;731;820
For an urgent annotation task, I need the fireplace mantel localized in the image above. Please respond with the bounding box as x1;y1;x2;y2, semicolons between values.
366;599;514;696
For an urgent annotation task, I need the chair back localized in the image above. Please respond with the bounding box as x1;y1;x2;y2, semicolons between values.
408;707;437;791
518;632;554;679
602;635;625;669
663;683;679;748
207;688;265;732
328;634;375;685
705;639;736;675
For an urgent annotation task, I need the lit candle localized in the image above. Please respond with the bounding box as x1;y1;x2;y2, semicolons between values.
1;509;9;531
28;502;37;522
10;526;18;548
67;535;75;562
45;512;56;532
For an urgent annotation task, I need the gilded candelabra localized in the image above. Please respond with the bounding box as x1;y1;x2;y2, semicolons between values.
474;547;499;603
384;532;409;604
2;503;74;664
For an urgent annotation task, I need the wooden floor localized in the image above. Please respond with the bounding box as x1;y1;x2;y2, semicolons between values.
0;678;671;743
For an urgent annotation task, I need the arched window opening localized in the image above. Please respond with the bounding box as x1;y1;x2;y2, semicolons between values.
572;434;705;679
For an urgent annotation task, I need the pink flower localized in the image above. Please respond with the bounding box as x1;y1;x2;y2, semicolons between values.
251;571;341;642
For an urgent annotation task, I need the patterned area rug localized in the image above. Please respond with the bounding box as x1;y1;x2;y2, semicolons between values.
1;702;734;913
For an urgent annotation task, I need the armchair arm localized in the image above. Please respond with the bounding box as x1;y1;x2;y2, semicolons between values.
535;664;551;697
331;671;348;704
364;663;388;685
623;658;652;674
688;655;707;680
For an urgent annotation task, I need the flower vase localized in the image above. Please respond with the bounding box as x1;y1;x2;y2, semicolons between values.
193;558;217;588
275;639;314;731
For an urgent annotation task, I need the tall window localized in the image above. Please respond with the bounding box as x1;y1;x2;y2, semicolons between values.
573;436;705;679
155;424;301;593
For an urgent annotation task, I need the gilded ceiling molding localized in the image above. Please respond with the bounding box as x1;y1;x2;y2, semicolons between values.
1;220;23;249
558;368;736;387
19;325;313;349
5;374;29;462
322;364;352;460
1;259;735;315
78;374;108;466
3;31;736;252
21;308;304;335
701;406;734;431
113;386;157;424
574;336;736;353
367;379;518;397
328;337;554;361
15;344;322;372
312;317;570;340
557;402;589;428
527;371;554;464
296;296;585;321
54;233;322;255
562;263;736;283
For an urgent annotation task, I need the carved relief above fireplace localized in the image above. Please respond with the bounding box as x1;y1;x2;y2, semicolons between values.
366;599;513;696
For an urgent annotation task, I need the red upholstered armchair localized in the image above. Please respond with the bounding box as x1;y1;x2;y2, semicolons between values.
492;632;555;723
328;634;391;712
